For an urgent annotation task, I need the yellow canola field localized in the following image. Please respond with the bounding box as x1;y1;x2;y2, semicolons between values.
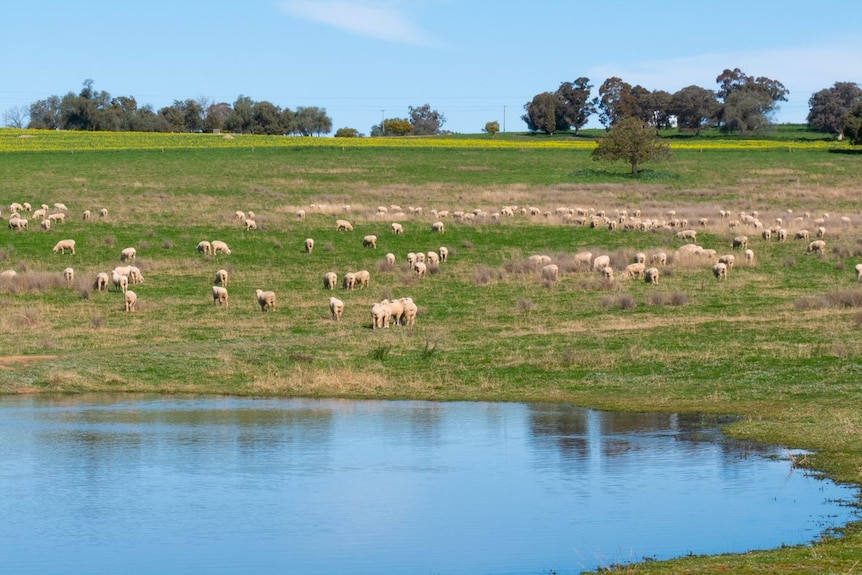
0;128;840;153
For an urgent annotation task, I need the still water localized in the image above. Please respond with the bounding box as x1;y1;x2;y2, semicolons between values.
0;395;857;575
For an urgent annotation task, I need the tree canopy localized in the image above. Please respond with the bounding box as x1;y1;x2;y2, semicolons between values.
808;82;862;140
591;117;672;175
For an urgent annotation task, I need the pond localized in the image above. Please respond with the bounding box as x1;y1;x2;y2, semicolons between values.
0;395;857;574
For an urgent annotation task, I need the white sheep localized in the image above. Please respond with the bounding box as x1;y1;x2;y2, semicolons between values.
9;202;23;212
343;271;356;289
32;208;46;220
112;272;129;293
651;252;667;266
363;235;378;249
124;290;137;312
731;235;748;249
211;240;231;255
354;270;370;288
712;262;728;280
63;267;74;286
52;239;76;255
94;272;109;291
384;298;405;326
745;249;755;262
718;254;735;269
407;252;416;267
54;202;68;212
212;286;229;306
127;266;145;285
427;251;440;265
413;261;427;277
439;246;449;262
385;253;396;265
295;209;306;220
601;266;615;281
816;226;826;238
415;252;426;264
8;217;28;230
807;240;827;255
856;263;862;282
323;272;338;290
120;247;137;262
329;297;344;321
305;238;315;253
197;241;212;255
22;202;31;212
335;219;353;231
370;301;391;329
623;262;646;280
592;254;610;272
634;252;646;264
99;208;108;218
255;289;276;312
644;267;660;285
244;219;257;231
574;251;592;268
777;229;788;242
82;209;91;220
40;219;51;231
676;229;697;242
795;229;810;241
0;269;17;279
431;221;445;234
235;210;246;221
391;222;404;234
247;210;255;221
215;269;228;287
48;212;65;223
542;263;559;282
401;297;418;326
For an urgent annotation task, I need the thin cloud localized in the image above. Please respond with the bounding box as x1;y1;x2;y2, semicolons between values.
279;0;433;46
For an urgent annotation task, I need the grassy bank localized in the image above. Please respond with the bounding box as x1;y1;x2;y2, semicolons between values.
0;130;861;573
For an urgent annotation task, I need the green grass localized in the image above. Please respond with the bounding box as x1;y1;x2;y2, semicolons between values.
1;131;862;573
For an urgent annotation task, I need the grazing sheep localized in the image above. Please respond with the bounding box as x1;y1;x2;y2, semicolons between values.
431;221;445;234
676;229;697;242
48;212;65;223
93;272;109;291
385;253;396;265
82;209;91;220
427;251;440;265
644;267;660;285
255;289;276;312
528;254;552;267
574;251;592;268
63;267;75;286
761;229;772;241
718;254;735;269
407;252;416;267
816;226;826;238
211;240;231;255
215;269;228;287
295;209;305;220
342;272;356;290
247;210;255;221
856;263;862;282
807;240;827;255
363;235;378;249
712;262;728;280
0;269;17;279
623;262;646;280
235;210;246;221
439;246;449;262
354;270;371;288
335;219;353;231
371;301;391;329
415;252;426;264
413;261;427;277
651;252;668;266
731;236;748;250
305;238;315;253
323;272;338;290
120;247;136;262
54;203;68;212
40;219;51;231
127;266;145;285
776;228;787;241
745;249;755;262
634;252;646;264
22;202;31;212
401;297;418;326
391;222;404;234
795;229;810;240
8;217;28;230
542;263;559;282
32;208;46;220
384;298;406;326
9;202;23;212
592;254;611;272
212;285;229;306
244;219;257;231
52;239;76;255
124;290;137;312
329;297;344;321
112;272;129;293
99;208;108;218
601;266;615;281
197;241;212;255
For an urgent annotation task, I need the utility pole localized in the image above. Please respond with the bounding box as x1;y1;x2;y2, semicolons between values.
503;105;506;133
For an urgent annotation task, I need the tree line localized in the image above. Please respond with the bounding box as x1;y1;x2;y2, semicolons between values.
522;68;862;143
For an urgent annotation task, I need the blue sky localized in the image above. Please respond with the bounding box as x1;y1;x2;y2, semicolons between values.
2;0;862;134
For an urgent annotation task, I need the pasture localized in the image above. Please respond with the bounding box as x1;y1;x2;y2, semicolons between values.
1;130;861;573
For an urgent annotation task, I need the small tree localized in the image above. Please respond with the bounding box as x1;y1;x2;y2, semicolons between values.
591;116;672;175
383;118;413;136
335;127;361;138
483;121;500;137
845;103;862;145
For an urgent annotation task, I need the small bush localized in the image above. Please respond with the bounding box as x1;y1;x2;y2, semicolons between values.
104;235;116;247
517;298;534;312
90;315;106;329
461;240;475;250
288;352;314;363
825;289;862;308
370;344;391;361
602;294;637;310
162;240;174;250
324;242;334;252
474;265;503;286
650;292;688;306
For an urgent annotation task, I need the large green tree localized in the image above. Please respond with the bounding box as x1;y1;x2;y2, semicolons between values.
845;103;862;145
522;92;561;134
409;104;446;135
591;116;671;175
808;82;862;140
715;68;788;134
670;85;720;134
556;77;595;133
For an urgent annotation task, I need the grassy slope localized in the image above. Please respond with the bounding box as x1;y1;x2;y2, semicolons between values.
0;133;861;573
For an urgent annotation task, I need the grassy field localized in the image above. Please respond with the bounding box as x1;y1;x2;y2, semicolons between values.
1;129;861;573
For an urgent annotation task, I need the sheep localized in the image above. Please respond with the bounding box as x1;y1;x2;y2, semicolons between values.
52;239;76;255
634;252;646;264
0;269;17;279
731;235;748;250
413;261;427;277
354;270;371;288
40;219;51;231
427;251;440;265
247;210;255;221
542;263;559;282
431;221;445;234
82;209;91;220
528;254;552;267
112;272;129;293
745;249;755;262
816;226;826;238
8;217;28;230
343;272;356;290
676;229;697;242
644;267;660;285
384;298;406;326
401;297;418;326
385;253;396;265
371;301;391;329
32;208;46;220
197;241;212;255
235;210;246;221
255;289;276;312
651;252;668;266
22;202;31;212
215;269;228;287
795;229;810;241
718;254;735;269
9;202;23;212
439;246;449;262
601;266;615;281
124;290;138;312
623;262;646;280
94;272;109;291
574;251;593;268
244;219;257;231
329;297;344;321
295;209;306;220
415;252;426;264
761;229;772;241
323;271;338;290
48;212;65;223
592;254;611;272
391;222;404;234
212;285;229;306
363;235;378;249
807;240;827;255
335;219;353;231
120;247;136;262
856;263;862;282
712;262;728;280
305;238;315;253
127;266;145;285
99;208;108;218
211;240;231;255
777;228;788;242
53;202;68;212
63;267;75;286
407;252;416;267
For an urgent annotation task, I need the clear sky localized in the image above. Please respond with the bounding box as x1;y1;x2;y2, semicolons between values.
2;0;862;134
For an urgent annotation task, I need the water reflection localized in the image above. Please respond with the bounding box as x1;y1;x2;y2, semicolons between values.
0;395;857;575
